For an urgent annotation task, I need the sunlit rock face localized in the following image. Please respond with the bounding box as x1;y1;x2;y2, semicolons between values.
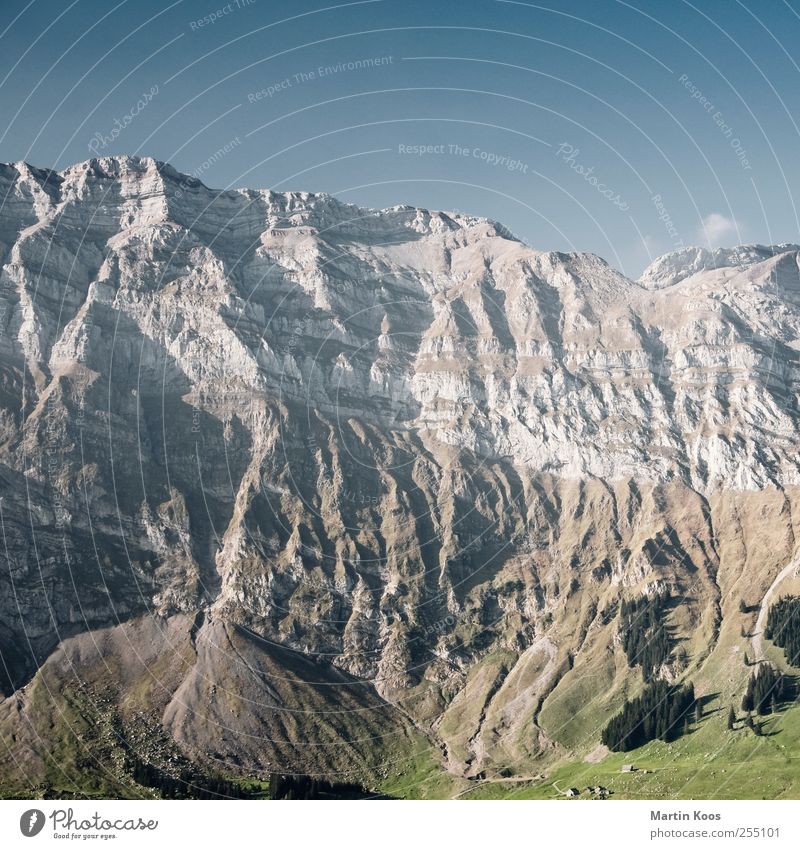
2;155;800;776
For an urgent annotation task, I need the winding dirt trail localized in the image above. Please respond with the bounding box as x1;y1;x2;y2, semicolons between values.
752;553;800;661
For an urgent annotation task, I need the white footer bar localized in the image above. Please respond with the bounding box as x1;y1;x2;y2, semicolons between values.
1;799;797;848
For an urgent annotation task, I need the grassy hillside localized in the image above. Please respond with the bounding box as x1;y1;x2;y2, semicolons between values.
381;561;800;800
454;699;800;800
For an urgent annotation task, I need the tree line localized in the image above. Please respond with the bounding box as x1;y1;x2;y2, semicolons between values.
127;758;378;799
741;663;787;715
127;756;255;799
601;679;695;752
268;774;379;800
619;590;672;681
765;596;800;666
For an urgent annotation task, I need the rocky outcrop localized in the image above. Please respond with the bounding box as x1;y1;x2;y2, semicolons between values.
1;156;800;779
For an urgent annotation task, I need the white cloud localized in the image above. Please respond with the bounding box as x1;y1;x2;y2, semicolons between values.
698;212;738;247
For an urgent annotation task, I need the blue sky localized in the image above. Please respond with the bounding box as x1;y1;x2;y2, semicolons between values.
2;0;799;276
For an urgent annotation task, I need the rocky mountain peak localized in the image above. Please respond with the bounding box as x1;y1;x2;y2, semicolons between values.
639;242;800;289
2;157;800;782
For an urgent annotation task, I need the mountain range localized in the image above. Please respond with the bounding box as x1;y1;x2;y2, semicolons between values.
1;155;799;799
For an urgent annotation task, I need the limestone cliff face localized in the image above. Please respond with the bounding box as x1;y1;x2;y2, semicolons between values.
2;155;800;777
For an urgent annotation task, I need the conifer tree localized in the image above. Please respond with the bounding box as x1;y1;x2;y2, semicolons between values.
742;663;784;715
764;596;800;666
619;591;673;680
601;680;695;752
